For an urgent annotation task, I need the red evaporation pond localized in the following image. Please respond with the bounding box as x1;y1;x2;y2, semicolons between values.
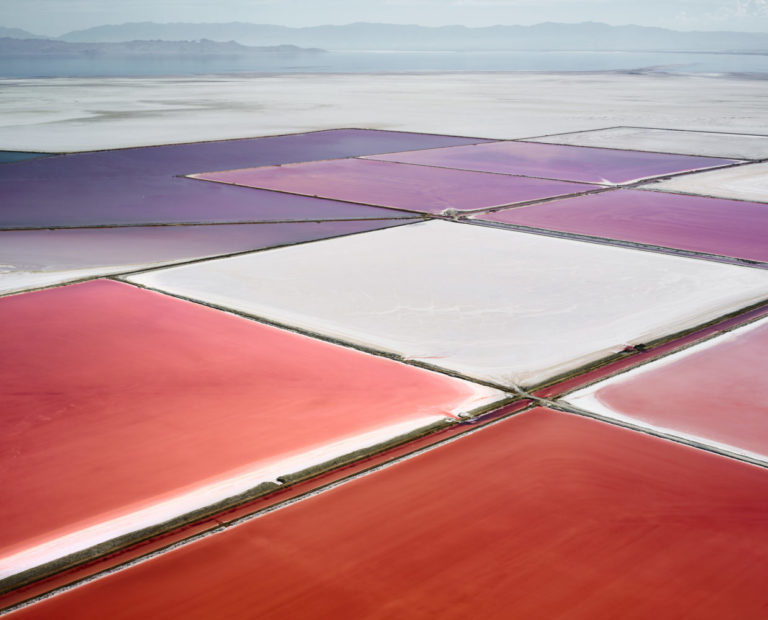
365;141;738;184
191;158;595;214
0;280;500;581
565;317;768;460
472;189;768;263
13;408;768;619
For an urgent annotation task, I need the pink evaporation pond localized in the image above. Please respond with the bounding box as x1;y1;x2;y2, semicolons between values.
472;189;768;263
0;280;501;582
566;317;768;460
190;158;596;214
364;141;738;184
12;408;768;619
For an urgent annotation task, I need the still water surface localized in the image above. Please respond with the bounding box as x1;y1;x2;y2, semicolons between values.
2;50;768;78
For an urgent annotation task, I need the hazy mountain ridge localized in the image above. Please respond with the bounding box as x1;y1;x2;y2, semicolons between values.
0;38;324;57
0;26;46;39
46;21;768;52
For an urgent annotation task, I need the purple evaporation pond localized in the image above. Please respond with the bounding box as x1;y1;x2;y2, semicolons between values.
474;189;768;263
365;141;738;184
0;129;483;228
0;176;415;229
12;129;492;178
193;158;596;214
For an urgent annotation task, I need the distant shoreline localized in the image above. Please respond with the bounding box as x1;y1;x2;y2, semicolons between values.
2;70;768;83
0;37;325;58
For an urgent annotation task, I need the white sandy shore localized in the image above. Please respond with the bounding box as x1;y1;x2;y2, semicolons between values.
2;72;768;152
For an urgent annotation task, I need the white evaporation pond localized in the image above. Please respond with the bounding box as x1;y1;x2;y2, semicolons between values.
644;161;768;203
529;127;768;160
128;221;768;389
0;222;401;297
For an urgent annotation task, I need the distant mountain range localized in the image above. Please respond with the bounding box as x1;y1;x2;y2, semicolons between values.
3;22;768;53
0;37;323;57
0;26;47;39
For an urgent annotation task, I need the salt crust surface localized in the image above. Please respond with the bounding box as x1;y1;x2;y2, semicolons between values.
3;73;768;152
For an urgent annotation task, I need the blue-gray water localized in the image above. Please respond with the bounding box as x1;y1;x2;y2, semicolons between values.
2;50;768;78
0;150;53;163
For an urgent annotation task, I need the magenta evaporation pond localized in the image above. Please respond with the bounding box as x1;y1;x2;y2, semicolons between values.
191;158;595;214
473;189;768;263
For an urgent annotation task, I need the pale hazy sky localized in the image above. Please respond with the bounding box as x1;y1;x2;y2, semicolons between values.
2;0;768;36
